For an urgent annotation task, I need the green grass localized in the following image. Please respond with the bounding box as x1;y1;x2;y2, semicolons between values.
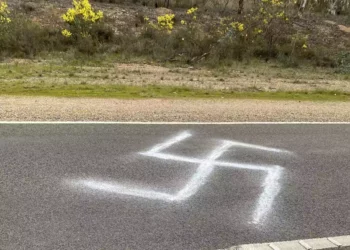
1;82;350;101
1;58;350;101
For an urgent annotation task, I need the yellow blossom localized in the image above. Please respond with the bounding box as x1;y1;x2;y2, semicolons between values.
231;22;244;32
271;0;283;6
62;0;103;24
62;29;72;37
187;7;198;15
157;13;175;32
0;2;11;23
255;28;263;34
276;11;285;18
0;2;8;13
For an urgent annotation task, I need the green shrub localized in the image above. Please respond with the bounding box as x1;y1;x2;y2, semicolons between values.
336;52;350;73
0;14;65;57
60;0;114;54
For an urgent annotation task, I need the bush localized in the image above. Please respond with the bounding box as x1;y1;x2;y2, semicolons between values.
59;0;115;54
90;22;115;43
336;52;350;73
0;0;344;69
0;0;113;58
0;14;65;57
120;8;220;63
114;5;300;65
61;0;103;39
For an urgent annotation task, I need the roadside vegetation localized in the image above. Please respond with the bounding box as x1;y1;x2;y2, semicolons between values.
3;81;350;101
0;0;349;99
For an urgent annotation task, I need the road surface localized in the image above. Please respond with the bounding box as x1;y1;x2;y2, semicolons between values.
1;123;349;249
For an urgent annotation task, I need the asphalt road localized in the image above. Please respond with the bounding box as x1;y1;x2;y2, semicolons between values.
1;124;350;250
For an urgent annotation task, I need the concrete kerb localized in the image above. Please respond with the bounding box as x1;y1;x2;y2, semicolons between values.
221;235;350;250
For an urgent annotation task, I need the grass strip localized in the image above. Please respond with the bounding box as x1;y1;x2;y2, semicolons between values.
1;82;349;101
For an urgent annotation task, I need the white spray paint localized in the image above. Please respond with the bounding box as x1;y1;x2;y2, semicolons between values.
146;131;192;155
77;179;175;201
252;165;283;224
69;131;292;225
175;140;234;201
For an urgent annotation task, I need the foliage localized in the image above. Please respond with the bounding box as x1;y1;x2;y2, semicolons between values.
336;52;350;73
62;0;103;24
186;7;198;18
0;1;10;23
138;7;218;62
62;29;72;38
136;5;310;64
0;0;347;70
145;14;175;32
0;14;65;57
61;0;104;40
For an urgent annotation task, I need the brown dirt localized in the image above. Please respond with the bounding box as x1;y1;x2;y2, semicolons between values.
1;96;350;122
339;24;350;33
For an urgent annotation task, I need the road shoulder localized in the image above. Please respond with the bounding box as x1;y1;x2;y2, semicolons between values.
1;96;350;122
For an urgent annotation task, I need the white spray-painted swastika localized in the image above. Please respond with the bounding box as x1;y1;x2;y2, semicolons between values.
71;131;292;224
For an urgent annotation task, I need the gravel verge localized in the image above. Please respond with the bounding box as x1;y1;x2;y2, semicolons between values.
1;96;350;122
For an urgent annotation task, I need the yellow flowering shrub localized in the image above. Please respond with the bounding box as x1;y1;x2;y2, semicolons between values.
61;0;103;38
62;29;72;37
146;7;201;35
186;7;198;15
179;7;200;28
218;17;247;40
62;0;103;24
146;14;175;33
186;7;198;20
291;33;309;50
231;22;245;32
216;0;295;61
249;0;310;62
157;14;175;31
256;0;289;29
0;2;11;23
